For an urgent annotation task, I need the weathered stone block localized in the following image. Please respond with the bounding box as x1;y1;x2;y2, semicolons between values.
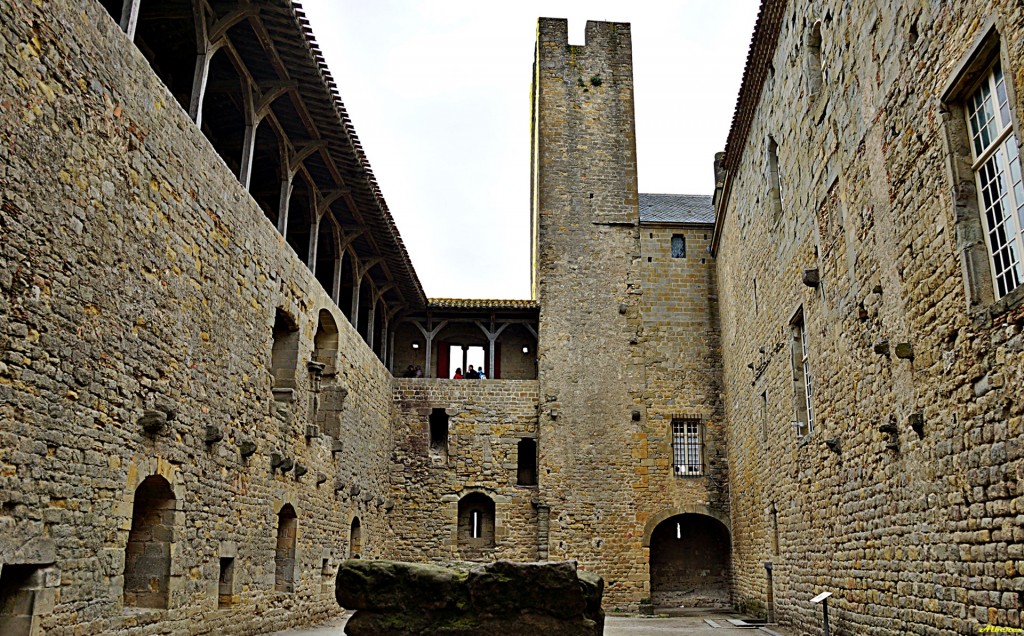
336;560;602;635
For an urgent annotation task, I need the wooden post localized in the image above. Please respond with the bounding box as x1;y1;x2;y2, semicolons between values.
121;0;141;40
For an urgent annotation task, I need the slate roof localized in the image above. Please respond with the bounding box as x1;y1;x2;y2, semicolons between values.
639;193;715;225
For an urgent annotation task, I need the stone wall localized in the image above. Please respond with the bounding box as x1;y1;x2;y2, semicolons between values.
388;379;540;562
716;1;1024;633
639;223;728;519
0;1;395;633
637;223;729;605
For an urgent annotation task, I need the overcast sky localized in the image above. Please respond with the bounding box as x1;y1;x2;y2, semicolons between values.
301;1;761;300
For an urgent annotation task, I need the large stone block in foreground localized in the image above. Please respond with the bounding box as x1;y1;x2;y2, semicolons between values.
336;560;604;635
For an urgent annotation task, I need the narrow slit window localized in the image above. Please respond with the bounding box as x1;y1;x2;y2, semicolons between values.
790;311;814;437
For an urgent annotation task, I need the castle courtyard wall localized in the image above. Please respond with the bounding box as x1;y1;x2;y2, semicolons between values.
715;1;1024;633
388;379;540;562
0;1;395;633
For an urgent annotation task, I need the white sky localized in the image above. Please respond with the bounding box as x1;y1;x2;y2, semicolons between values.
301;1;761;300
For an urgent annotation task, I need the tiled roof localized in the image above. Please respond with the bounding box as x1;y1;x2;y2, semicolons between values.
428;298;539;310
723;0;787;176
639;193;715;225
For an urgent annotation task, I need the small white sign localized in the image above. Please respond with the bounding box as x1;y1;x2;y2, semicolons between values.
810;591;833;604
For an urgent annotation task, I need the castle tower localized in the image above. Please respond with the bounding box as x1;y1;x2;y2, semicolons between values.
530;18;648;606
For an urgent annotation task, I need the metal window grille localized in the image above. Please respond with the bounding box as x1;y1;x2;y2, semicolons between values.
671;234;686;258
672;419;703;476
966;61;1024;298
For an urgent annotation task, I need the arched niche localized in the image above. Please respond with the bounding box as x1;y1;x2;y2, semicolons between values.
457;492;496;554
313;309;339;375
274;504;298;593
123;475;177;609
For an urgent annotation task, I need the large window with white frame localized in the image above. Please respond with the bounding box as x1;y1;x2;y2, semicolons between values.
789;310;813;438
967;60;1024;299
671;419;704;476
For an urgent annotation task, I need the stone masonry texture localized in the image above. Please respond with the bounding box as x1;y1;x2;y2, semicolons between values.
715;1;1024;634
0;1;391;633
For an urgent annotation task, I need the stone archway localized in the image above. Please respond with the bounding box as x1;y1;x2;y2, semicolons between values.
648;513;731;608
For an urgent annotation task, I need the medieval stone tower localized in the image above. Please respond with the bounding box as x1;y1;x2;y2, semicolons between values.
531;18;727;608
531;18;648;604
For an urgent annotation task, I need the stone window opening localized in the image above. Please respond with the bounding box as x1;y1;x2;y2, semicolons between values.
770;504;780;556
0;564;52;636
671;419;704;477
457;493;496;551
760;391;769;442
123;475;176;610
313;309;340;376
789;309;814;438
320;557;333;596
470;511;483;538
349;518;362;559
806;20;825;99
939;20;1024;310
670;234;686;258
766;136;784;223
217;557;235;608
517;438;538;486
964;61;1023;300
274;504;297;593
271;308;300;401
429;408;449;459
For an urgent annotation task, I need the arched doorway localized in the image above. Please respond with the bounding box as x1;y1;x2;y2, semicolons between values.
649;513;730;608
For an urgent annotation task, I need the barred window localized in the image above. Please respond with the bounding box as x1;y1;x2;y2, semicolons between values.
966;60;1024;299
671;419;704;476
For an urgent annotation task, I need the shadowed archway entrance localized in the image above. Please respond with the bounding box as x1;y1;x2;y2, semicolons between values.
649;513;731;608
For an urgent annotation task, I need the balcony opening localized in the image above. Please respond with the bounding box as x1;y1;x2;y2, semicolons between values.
449;345;485;379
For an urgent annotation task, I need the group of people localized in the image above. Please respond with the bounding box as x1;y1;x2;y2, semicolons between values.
452;365;486;379
399;364;488;379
